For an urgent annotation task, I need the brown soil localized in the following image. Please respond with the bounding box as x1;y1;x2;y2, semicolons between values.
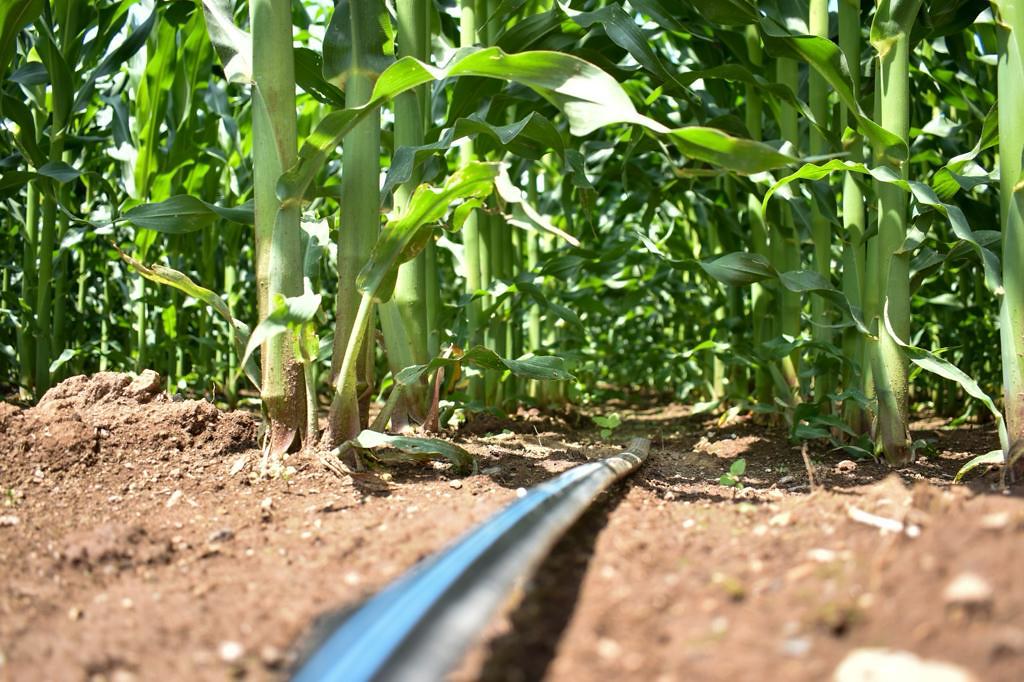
2;373;1022;681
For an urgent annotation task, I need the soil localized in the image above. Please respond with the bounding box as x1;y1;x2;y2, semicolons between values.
2;372;1022;681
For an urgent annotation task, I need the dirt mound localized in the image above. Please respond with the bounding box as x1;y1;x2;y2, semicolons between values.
60;522;175;573
459;406;591;436
0;371;257;484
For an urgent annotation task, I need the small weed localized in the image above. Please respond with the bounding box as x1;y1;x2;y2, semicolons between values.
593;413;622;440
719;458;746;489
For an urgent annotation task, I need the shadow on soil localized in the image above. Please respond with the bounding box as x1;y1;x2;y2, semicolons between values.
474;483;629;682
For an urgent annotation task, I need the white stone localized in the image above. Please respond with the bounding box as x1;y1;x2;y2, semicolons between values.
833;648;977;682
943;572;993;611
218;640;245;664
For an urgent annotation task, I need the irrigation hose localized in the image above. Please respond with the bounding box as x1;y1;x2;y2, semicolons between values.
292;436;651;682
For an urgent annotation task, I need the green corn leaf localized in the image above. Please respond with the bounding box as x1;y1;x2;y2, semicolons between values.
7;62;46;85
700;252;776;285
200;0;252;83
0;0;44;80
357;162;502;302
48;348;78;374
954;450;1005;483
759;18;907;160
931;103;998;200
34;21;74;130
123;195;255;233
36;161;81;184
515;281;586;332
669;127;798;174
396;346;575;386
676;63;830;140
915;0;987;41
629;0;685;30
883;301;1008;454
494;168;580;246
776;270;870;333
280;46;797;205
321;0;392;87
71;8;157;114
294;46;346;107
118;250;258;390
241;293;322;371
382;112;565;202
680;0;759;25
763;160;1002;294
278;46;658;205
702;252;870;333
0;161;82;193
351;430;474;473
0;92;45;166
563;2;694;96
463;346;576;381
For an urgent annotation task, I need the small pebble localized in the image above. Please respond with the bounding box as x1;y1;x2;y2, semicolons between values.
165;490;183;508
449;479;463;490
943;572;993;616
260;497;273;521
833;648;977;682
260;645;284;669
218;640;245;664
835;460;857;474
208;528;235;544
0;515;19;527
781;636;811;657
980;511;1011;531
515;487;528;498
596;637;622;660
807;548;837;563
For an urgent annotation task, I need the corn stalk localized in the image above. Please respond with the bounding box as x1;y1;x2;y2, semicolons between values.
809;0;834;406
250;0;306;454
839;0;868;433
379;0;432;428
868;0;922;463
996;0;1024;476
327;0;385;445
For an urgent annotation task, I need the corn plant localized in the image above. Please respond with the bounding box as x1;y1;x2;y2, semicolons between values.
2;0;1022;482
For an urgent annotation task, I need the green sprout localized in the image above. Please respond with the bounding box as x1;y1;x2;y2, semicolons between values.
719;458;747;489
593;413;622;440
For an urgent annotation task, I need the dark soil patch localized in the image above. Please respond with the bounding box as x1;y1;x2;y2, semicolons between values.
2;373;1021;681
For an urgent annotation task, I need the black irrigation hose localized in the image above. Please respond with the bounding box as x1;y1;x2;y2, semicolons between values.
292;437;651;682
